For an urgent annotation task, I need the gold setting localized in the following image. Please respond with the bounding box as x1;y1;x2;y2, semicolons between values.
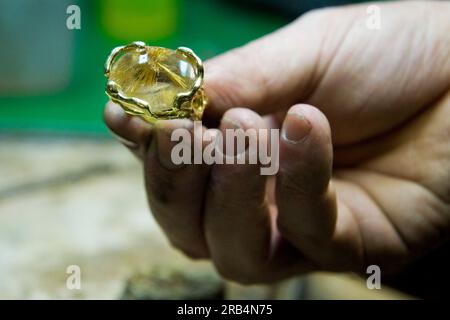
104;41;207;123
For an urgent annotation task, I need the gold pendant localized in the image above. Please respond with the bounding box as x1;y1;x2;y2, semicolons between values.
104;41;207;123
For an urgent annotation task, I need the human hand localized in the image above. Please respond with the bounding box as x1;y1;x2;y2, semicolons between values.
104;1;450;283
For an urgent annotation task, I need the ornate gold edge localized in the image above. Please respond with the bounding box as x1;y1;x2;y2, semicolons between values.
174;47;204;109
104;41;146;77
104;41;205;122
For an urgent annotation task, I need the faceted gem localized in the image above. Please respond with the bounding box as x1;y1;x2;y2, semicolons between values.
109;46;198;113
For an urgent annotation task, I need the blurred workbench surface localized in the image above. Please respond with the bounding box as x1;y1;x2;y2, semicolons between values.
0;135;411;299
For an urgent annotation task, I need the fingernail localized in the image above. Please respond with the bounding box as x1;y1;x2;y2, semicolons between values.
282;109;312;143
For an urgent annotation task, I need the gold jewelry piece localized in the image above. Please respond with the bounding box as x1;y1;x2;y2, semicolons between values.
104;41;207;123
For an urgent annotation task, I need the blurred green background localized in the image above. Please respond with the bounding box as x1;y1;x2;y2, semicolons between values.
0;0;290;135
0;0;370;136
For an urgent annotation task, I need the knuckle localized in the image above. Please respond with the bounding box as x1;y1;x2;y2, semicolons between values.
279;170;311;197
279;168;329;198
145;169;175;205
209;169;265;209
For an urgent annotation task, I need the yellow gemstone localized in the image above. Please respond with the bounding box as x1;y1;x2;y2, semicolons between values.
109;46;198;113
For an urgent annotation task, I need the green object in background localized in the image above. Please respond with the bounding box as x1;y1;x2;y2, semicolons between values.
0;0;288;136
100;0;179;41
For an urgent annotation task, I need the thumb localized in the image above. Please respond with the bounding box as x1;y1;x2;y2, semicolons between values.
203;13;323;122
275;104;362;271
